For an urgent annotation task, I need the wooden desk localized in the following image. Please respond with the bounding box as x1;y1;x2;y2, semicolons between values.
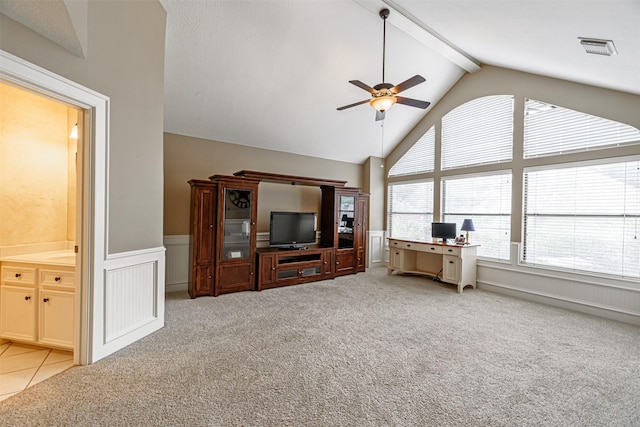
387;238;478;293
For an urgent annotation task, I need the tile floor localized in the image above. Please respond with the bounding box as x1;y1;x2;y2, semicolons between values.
0;342;74;402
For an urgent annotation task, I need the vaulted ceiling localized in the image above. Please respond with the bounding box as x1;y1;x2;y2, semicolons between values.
160;0;639;164
4;0;639;164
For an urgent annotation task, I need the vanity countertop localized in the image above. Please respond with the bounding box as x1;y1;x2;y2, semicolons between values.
0;250;76;267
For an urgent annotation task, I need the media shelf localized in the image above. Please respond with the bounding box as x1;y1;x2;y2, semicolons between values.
256;247;334;291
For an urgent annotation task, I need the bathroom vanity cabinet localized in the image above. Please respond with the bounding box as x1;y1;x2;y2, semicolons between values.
0;262;75;349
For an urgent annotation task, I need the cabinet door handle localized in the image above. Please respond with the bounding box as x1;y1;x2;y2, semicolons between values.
43;298;50;303
336;261;339;265
25;296;31;301
15;273;21;278
55;277;61;282
209;224;214;228
272;267;276;271
449;261;455;264
208;276;212;279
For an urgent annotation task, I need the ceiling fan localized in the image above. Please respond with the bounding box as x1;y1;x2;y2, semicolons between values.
337;8;431;121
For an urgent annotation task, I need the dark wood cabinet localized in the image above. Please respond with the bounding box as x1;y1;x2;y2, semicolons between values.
321;186;368;277
212;176;259;296
189;171;368;297
356;194;369;272
188;176;259;298
188;180;217;298
256;247;335;291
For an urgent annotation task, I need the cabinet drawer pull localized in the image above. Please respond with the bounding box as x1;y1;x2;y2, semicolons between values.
407;244;411;247
55;277;61;282
25;296;31;301
448;249;453;252
449;261;455;264
43;298;50;303
15;273;21;278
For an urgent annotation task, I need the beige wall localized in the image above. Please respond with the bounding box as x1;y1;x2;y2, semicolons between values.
0;0;166;254
362;156;385;231
164;132;362;235
0;82;76;247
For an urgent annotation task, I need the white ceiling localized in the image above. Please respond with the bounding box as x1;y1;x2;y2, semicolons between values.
5;0;638;164
160;0;640;164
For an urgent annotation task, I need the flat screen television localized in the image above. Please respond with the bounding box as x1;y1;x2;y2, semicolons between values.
431;222;457;243
269;212;317;249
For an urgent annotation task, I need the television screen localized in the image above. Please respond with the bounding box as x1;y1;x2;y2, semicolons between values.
431;222;457;243
270;212;317;248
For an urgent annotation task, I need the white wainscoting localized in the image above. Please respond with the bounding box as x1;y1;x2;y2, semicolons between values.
164;235;190;293
367;230;386;267
94;247;166;361
477;244;640;325
383;241;639;325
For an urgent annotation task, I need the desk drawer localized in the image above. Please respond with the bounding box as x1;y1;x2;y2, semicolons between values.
423;245;443;254
443;246;461;256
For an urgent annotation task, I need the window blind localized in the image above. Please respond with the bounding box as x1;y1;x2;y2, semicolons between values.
524;99;640;158
441;95;514;170
523;159;640;278
388;126;435;177
442;171;512;260
387;180;434;241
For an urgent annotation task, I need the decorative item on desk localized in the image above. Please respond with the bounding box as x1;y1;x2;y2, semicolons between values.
461;219;475;245
455;234;465;244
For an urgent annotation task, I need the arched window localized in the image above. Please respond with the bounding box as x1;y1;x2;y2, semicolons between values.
441;95;514;169
388;126;435;177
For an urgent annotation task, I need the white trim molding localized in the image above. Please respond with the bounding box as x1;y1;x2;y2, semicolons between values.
164;235;190;293
368;230;386;267
477;243;640;326
95;247;166;359
0;49;109;365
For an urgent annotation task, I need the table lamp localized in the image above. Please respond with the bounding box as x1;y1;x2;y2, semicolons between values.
461;219;475;244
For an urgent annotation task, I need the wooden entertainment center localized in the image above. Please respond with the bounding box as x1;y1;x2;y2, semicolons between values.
188;171;368;298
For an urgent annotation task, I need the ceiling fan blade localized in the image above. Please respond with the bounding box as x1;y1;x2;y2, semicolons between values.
375;110;386;121
391;75;426;94
349;80;377;94
396;96;431;109
337;99;370;111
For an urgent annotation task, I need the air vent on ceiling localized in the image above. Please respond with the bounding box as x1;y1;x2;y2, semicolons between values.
578;38;617;56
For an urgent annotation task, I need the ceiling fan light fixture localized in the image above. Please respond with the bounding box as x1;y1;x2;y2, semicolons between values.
370;95;396;112
578;37;617;56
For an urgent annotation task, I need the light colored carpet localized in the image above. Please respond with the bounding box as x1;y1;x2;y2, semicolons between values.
1;267;639;426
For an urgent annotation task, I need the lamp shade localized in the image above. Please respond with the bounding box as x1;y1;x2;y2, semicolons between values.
461;219;475;232
69;123;78;139
370;95;396;112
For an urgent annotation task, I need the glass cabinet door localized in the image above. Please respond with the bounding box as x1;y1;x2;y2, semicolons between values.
222;188;252;259
338;194;355;249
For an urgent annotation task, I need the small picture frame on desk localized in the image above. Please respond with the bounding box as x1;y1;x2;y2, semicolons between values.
454;234;466;245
